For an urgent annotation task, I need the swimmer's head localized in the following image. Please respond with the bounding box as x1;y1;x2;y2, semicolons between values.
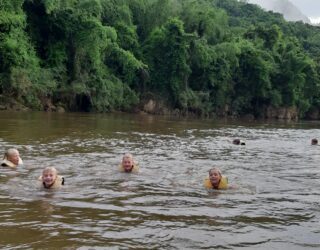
311;138;318;145
4;148;20;165
42;167;58;187
232;139;240;145
209;167;222;186
122;153;134;172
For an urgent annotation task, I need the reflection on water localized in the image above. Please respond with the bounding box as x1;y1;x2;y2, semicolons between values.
0;111;320;249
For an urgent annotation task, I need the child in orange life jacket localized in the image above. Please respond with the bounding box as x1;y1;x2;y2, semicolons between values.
119;153;139;173
39;167;65;189
204;167;228;190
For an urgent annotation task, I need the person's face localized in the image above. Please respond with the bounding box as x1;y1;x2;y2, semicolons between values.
8;151;19;165
42;171;57;186
122;157;133;172
209;169;221;185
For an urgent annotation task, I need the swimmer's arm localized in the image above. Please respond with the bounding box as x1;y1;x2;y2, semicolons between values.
228;184;237;189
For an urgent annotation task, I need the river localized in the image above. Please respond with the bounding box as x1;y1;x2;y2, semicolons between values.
0;111;319;249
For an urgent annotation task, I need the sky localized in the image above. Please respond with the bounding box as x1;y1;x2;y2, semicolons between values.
288;0;320;23
290;0;320;17
247;0;320;24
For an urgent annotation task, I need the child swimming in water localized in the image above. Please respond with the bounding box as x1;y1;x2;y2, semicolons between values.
39;167;65;189
204;167;228;190
1;148;23;168
119;153;139;173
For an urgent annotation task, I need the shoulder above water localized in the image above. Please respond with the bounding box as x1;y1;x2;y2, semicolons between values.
38;175;65;189
204;175;228;190
1;157;23;168
118;164;139;173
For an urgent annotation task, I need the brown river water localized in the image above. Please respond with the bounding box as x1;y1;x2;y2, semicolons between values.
0;111;319;249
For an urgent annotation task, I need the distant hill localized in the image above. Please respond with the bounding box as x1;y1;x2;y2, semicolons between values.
246;0;311;23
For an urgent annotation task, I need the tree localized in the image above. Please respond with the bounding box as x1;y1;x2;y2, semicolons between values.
0;0;55;108
143;18;191;108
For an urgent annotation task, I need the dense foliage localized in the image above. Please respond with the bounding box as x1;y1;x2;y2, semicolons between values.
0;0;320;118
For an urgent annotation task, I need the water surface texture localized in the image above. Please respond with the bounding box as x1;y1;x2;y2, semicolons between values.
0;111;319;249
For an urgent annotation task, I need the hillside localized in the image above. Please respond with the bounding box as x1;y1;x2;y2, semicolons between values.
1;0;320;120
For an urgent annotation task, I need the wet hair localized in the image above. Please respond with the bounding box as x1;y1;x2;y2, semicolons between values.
311;138;318;145
209;167;222;176
122;153;133;161
42;167;58;175
3;148;19;160
232;139;240;145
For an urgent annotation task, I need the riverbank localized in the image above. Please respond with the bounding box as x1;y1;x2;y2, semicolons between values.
1;94;319;121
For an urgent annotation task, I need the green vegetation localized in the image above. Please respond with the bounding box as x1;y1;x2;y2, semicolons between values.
0;0;320;119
